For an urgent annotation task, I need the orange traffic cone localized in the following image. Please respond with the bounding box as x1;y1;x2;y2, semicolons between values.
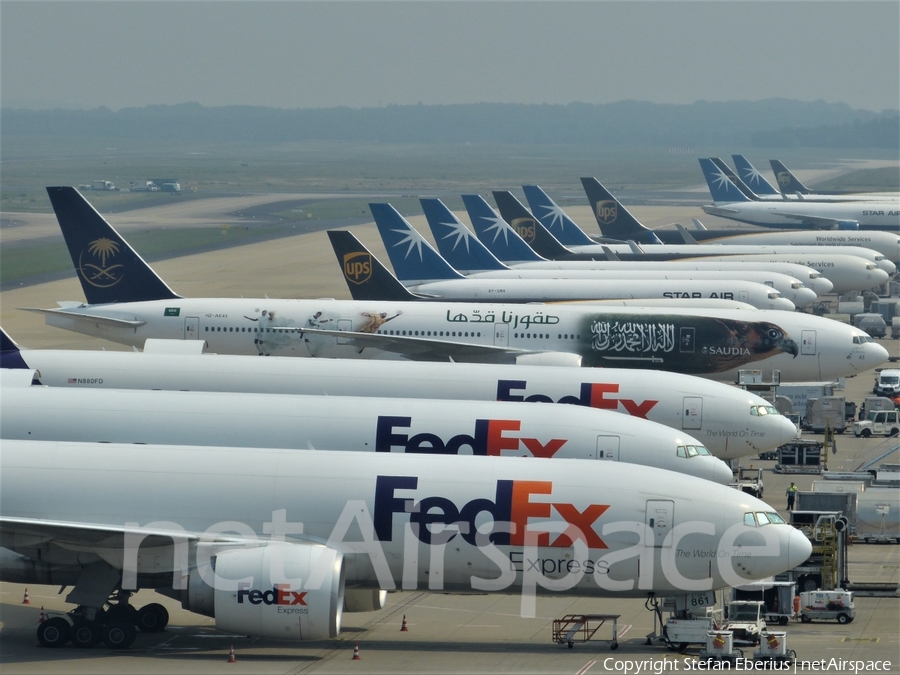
227;644;237;663
22;588;31;605
400;614;409;632
39;606;45;623
352;643;361;660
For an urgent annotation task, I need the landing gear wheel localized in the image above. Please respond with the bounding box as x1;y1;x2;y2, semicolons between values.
102;618;137;649
37;617;71;648
136;603;169;633
71;620;103;648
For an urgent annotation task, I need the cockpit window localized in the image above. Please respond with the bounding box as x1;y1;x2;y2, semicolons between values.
743;511;786;526
751;405;782;417
677;444;711;458
853;335;874;344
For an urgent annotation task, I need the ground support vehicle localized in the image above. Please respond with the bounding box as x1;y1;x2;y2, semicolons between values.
798;590;855;624
551;614;619;649
752;631;796;665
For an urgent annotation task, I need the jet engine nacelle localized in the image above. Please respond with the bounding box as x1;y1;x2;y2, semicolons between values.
516;351;583;367
181;543;345;641
343;589;387;613
836;220;860;230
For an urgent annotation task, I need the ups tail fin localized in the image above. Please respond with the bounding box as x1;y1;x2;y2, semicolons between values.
0;327;28;369
580;178;662;244
462;194;546;263
732;154;780;196
769;160;811;195
46;186;179;305
370;203;464;284
709;157;759;200
326;230;421;302
528;218;576;259
698;159;750;203
420;198;509;273
521;185;596;246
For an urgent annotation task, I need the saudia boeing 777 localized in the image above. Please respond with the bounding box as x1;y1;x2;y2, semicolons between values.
0;328;798;459
2;440;812;648
29;187;888;381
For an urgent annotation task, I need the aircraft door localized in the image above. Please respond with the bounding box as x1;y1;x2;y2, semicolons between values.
645;500;674;548
493;323;509;347
337;319;353;345
683;396;702;430
739;290;750;304
801;330;816;356
596;435;620;461
184;316;200;340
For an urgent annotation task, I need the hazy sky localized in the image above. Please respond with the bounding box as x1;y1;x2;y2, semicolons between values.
2;1;898;112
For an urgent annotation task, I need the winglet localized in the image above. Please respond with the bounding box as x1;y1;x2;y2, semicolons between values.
690;218;708;231
369;203;464;284
600;246;621;261
0;327;29;369
326;230;422;302
698;159;750;203
674;223;700;244
769;160;811;196
580;178;662;244
521;185;597;246
46;186;180;305
420;198;509;273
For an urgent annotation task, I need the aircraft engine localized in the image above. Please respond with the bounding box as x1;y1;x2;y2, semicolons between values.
180;543;344;641
515;351;582;367
343;589;387;613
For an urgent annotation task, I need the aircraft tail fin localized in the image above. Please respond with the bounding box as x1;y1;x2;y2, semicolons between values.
369;203;464;284
698;159;750;203
326;230;422;302
732;154;780;196
580;178;662;244
0;327;29;369
769;160;811;195
461;194;547;263
419;198;509;273
709;157;759;200
46;186;180;305
521;185;596;246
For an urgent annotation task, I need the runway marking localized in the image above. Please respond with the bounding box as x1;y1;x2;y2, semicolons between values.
842;637;880;643
456;624;501;628
617;624;632;639
576;660;597;675
414;603;556;620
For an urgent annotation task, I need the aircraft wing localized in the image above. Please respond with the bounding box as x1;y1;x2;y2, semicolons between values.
21;307;147;329
0;516;201;550
769;212;853;230
295;326;531;362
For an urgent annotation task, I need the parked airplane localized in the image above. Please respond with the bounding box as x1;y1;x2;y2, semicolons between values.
2;440;813;648
422;197;833;295
527;181;900;261
700;159;900;232
1;328;799;459
467;189;889;294
419;198;817;307
33;186;888;380
767;159;898;201
0;370;732;482
369;203;796;310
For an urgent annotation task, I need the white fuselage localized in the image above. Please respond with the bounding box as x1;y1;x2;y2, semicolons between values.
696;230;900;264
702;200;900;231
37;299;890;381
0;441;815;599
10;346;799;458
404;277;795;310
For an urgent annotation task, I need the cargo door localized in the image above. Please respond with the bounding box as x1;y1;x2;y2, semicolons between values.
596;435;620;461
493;323;509;347
683;396;702;431
184;316;200;340
645;500;674;548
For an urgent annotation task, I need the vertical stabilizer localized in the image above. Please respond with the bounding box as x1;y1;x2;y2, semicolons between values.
419;199;509;273
698;159;751;203
46;186;179;305
732;155;780;196
0;327;29;370
521;185;596;246
580;178;662;244
769;160;812;196
326;230;421;302
461;194;547;263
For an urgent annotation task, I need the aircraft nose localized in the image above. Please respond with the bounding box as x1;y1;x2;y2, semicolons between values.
774;298;796;311
815;278;834;294
788;527;813;569
777;415;801;445
865;342;890;369
708;458;735;485
794;289;818;308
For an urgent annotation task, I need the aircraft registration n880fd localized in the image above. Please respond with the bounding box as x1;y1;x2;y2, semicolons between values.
1;329;798;459
2;441;813;648
30;186;888;381
0;370;732;483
